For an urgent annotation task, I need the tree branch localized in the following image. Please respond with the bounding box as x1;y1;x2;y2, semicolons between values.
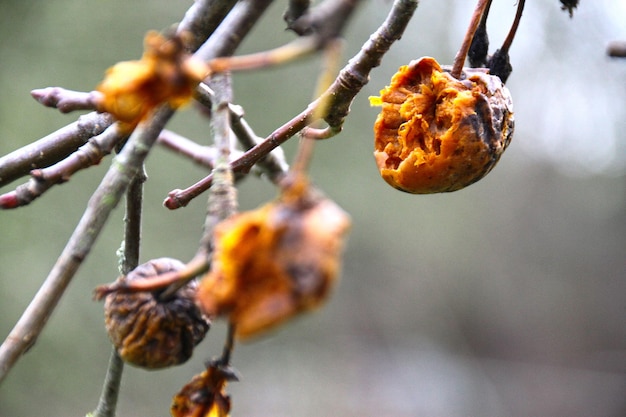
0;0;278;383
0;124;127;209
0;105;173;385
91;159;146;417
0;0;235;190
0;112;113;188
199;72;237;253
164;0;419;209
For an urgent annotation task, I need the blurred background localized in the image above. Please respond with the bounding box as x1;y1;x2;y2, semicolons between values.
1;0;625;416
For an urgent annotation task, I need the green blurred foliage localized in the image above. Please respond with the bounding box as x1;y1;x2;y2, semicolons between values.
1;1;625;416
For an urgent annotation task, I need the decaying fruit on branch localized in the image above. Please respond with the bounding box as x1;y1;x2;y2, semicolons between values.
104;258;210;369
196;178;351;340
171;361;236;417
96;31;207;131
370;56;514;194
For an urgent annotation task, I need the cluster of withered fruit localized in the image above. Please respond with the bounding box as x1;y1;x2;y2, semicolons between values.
94;1;578;415
101;175;351;416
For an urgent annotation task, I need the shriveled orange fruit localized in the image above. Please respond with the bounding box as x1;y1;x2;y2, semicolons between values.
96;31;207;131
196;180;351;340
370;56;514;193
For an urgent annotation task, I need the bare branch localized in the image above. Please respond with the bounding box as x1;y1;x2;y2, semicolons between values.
195;82;289;180
194;0;275;62
284;0;311;30
178;0;239;51
0;105;173;384
93;255;209;300
0;124;127;209
0;0;279;382
158;129;219;168
207;36;320;72
287;0;362;38
200;72;238;252
164;0;419;209
0;112;113;187
91;167;146;417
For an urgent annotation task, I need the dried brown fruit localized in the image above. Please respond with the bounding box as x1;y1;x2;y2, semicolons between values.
196;180;351;340
96;31;207;131
104;258;210;369
170;361;236;417
370;56;514;194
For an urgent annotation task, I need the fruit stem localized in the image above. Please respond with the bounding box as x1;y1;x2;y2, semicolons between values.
451;0;491;79
219;322;237;366
500;0;525;54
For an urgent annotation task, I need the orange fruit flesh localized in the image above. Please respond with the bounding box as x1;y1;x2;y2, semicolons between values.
372;57;505;194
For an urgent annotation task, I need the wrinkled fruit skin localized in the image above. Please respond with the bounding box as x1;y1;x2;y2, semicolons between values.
371;56;514;193
104;258;210;369
197;190;351;340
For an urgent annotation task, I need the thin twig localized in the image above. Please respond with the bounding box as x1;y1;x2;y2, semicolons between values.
0;124;127;209
93;254;208;299
178;0;238;52
284;0;311;30
218;322;237;367
90;350;124;417
194;83;289;180
208;36;321;72
158;129;223;169
91;163;146;417
0;112;113;187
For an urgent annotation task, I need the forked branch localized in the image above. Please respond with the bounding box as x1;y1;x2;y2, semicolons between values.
164;0;419;209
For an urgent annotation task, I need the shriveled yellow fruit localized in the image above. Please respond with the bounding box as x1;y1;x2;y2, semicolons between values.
96;31;207;131
197;182;351;340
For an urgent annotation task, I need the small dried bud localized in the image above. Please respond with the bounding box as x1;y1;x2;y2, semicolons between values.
196;182;351;340
104;258;210;369
370;56;514;194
